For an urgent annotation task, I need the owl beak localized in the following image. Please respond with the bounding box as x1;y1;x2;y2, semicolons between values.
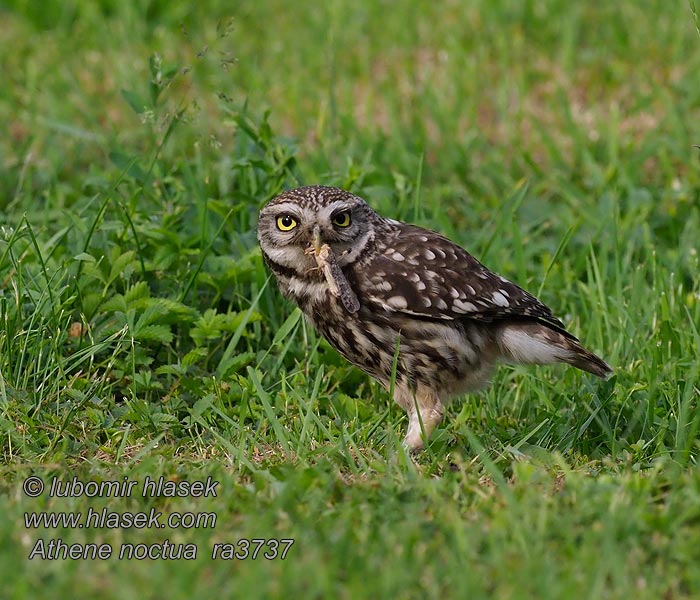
311;225;323;255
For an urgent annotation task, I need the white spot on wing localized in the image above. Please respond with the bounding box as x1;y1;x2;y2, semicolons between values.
374;280;392;292
387;295;408;309
391;252;405;261
492;291;510;307
453;298;478;312
402;308;453;320
424;250;436;260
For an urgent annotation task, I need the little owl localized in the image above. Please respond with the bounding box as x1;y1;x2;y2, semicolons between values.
257;185;612;451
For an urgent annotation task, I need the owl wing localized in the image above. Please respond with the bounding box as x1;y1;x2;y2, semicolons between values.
362;224;572;336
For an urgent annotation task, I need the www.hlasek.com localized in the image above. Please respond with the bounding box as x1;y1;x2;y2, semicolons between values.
22;475;294;561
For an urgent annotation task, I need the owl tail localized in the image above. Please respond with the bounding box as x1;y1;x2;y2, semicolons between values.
561;342;613;379
497;322;613;379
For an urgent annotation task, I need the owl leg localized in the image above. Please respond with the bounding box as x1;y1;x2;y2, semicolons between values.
395;385;444;451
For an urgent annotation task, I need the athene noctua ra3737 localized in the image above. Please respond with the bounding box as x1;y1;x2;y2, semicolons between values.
257;186;612;451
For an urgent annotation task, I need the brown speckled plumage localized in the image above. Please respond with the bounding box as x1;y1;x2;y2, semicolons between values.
257;185;612;450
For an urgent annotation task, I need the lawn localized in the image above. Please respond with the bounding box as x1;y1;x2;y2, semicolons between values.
1;1;700;598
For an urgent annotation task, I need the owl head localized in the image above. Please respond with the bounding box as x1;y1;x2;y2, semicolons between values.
257;185;382;274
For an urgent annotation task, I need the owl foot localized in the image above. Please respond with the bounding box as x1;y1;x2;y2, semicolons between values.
403;403;445;452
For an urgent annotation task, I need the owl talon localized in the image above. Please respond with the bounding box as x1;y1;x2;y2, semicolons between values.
402;435;425;454
404;410;444;453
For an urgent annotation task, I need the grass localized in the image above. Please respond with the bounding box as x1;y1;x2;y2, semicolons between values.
1;0;700;598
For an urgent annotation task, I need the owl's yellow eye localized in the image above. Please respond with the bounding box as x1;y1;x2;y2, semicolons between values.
276;214;298;231
332;211;352;228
